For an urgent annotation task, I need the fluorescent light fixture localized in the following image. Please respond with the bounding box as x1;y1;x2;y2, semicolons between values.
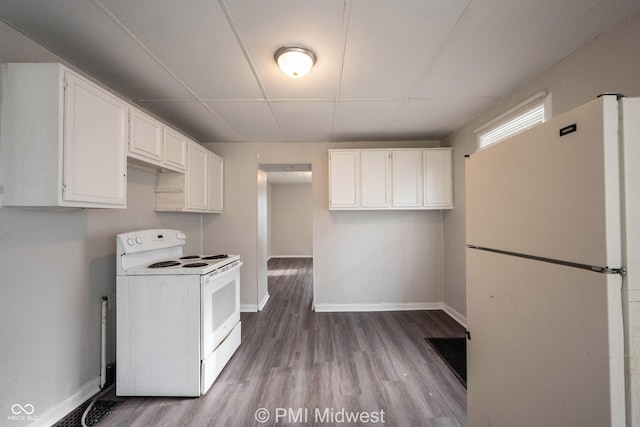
274;46;316;78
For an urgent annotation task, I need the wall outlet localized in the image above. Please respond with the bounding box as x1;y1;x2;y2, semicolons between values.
108;292;116;310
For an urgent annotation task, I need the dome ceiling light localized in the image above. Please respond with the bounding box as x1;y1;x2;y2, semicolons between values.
274;46;316;78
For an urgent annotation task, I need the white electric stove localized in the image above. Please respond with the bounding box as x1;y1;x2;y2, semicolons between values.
116;229;243;397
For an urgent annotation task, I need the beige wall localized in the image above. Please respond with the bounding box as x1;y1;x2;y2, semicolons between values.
256;170;268;309
269;183;313;257
0;165;203;424
202;140;444;311
442;11;640;319
0;21;205;424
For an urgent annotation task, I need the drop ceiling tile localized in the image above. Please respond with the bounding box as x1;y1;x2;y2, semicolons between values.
224;0;345;100
494;0;638;100
0;20;64;63
384;98;500;139
137;101;241;142
340;0;471;99
332;100;402;141
204;101;284;142
0;0;193;101
270;101;335;141
410;0;633;100
2;0;640;144
97;0;263;100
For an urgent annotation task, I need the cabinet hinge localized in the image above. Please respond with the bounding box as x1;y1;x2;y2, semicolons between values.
62;182;67;194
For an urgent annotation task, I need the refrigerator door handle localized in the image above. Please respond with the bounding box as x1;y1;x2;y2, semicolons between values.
595;266;626;276
467;245;625;276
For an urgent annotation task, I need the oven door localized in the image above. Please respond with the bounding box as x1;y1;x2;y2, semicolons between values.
201;262;242;359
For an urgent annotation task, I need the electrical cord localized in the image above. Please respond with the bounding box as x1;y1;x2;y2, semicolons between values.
80;383;115;427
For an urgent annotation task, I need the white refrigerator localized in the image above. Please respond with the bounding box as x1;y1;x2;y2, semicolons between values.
466;94;640;427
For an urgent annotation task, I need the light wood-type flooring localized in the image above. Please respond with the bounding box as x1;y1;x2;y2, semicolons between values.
100;258;466;426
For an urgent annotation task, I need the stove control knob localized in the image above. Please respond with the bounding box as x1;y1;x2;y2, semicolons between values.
177;232;186;240
127;238;135;246
135;237;143;244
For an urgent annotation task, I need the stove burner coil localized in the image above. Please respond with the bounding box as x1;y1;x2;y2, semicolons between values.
148;260;181;268
183;262;208;268
180;255;201;260
201;254;228;260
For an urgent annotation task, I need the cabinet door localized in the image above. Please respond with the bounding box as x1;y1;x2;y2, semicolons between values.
392;150;422;207
187;142;208;211
329;150;360;209
129;108;163;163
208;152;224;212
63;71;127;206
361;150;391;208
164;128;187;172
423;148;453;208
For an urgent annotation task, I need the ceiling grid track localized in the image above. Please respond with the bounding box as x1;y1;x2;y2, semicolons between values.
0;16;135;103
492;0;601;94
3;0;637;143
91;0;242;142
403;0;476;103
330;0;353;141
218;0;269;100
218;0;287;142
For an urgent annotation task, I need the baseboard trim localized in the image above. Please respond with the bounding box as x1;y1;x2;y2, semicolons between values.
442;303;467;328
312;302;467;328
258;292;270;311
314;302;442;312
240;304;258;312
30;377;100;427
249;299;467;326
268;255;313;259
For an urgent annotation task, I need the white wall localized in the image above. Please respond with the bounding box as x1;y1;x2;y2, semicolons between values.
0;22;204;425
202;141;444;312
269;183;313;257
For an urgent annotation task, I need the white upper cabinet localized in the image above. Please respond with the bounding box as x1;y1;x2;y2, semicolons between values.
128;107;163;165
361;150;391;208
329;150;360;208
186;142;208;211
392;149;422;208
1;62;224;212
155;141;224;213
423;148;453;209
208;152;224;213
128;107;187;173
163;127;187;172
1;63;127;208
328;148;453;210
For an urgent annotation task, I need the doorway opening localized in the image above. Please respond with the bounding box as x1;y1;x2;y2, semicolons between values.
257;164;313;311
